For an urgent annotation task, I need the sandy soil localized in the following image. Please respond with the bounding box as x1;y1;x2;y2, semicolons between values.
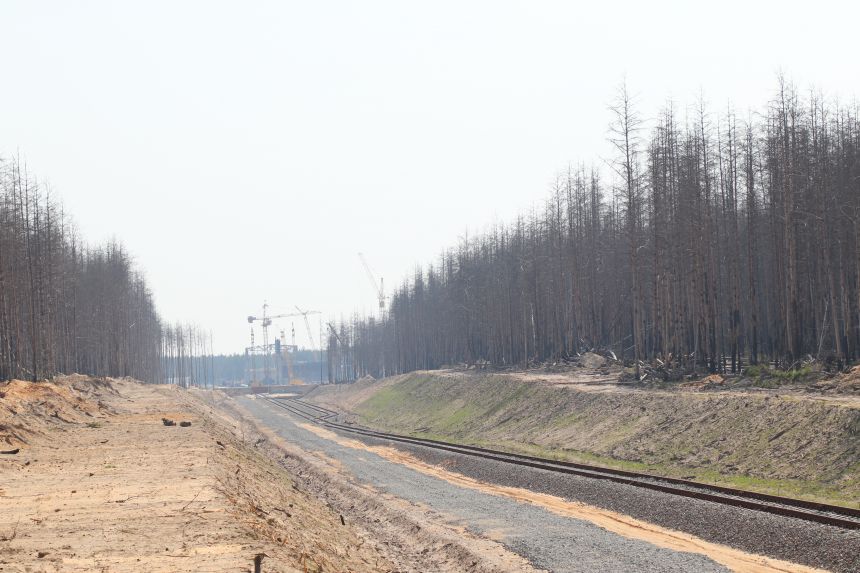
0;377;394;572
502;371;625;393
502;369;860;407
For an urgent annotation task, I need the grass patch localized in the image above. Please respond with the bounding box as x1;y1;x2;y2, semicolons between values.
346;370;860;507
86;421;103;428
744;364;814;386
436;404;479;431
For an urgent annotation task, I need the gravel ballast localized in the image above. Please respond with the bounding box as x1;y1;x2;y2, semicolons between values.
262;396;860;572
240;397;732;573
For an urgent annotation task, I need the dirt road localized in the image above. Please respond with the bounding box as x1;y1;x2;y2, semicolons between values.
0;379;396;572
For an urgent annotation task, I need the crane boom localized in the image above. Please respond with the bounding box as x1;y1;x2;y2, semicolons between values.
358;252;382;296
327;321;344;346
358;252;385;316
295;306;322;361
248;311;304;322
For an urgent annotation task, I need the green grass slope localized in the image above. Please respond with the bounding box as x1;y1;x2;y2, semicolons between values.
330;372;860;506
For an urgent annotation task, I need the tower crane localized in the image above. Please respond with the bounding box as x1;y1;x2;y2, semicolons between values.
295;306;322;362
278;326;301;385
246;302;277;383
246;303;320;384
357;253;389;377
358;252;386;317
294;306;320;348
245;326;260;386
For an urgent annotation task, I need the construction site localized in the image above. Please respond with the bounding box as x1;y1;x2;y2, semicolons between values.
244;303;325;387
240;252;387;389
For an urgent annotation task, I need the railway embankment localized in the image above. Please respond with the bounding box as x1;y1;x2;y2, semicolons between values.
306;369;860;506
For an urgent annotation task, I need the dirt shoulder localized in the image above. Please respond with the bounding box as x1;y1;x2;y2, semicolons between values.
306;370;860;506
0;376;395;572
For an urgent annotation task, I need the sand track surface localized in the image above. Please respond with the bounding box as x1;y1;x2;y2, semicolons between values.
0;377;396;572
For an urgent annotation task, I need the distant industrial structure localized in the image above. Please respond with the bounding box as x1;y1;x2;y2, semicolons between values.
245;302;322;386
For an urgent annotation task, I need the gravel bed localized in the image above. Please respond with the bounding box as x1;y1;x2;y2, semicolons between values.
331;423;859;523
243;397;730;572
333;427;860;573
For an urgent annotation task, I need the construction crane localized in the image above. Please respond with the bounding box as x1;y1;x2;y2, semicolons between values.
246;303;320;384
358;253;389;377
245;326;261;387
358;252;386;317
278;327;301;385
246;302;276;383
326;321;344;346
326;321;347;384
295;306;322;361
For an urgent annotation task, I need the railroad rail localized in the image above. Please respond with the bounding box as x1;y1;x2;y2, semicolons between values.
258;394;860;530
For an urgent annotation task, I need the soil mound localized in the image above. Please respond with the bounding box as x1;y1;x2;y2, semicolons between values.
0;375;117;447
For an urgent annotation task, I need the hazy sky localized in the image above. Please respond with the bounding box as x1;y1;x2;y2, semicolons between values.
2;1;858;353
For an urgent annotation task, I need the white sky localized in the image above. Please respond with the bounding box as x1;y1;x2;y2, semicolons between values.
2;1;858;353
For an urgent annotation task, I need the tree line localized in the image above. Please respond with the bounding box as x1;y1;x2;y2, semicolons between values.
331;79;860;379
161;324;216;388
0;157;162;382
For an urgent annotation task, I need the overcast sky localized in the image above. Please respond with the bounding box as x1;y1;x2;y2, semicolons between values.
2;1;858;353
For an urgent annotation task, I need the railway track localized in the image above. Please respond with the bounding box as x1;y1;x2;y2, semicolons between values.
259;394;860;530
